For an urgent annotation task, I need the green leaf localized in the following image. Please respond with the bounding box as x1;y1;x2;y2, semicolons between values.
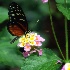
56;4;70;20
0;7;8;23
20;49;62;70
0;42;25;67
55;0;70;4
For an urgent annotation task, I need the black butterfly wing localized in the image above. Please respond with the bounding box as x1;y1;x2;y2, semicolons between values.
7;2;28;36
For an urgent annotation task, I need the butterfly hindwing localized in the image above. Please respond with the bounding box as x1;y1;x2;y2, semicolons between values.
7;2;28;36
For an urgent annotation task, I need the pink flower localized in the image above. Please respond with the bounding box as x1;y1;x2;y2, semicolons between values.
61;65;65;70
35;35;45;46
22;52;30;58
42;0;48;3
39;37;45;42
35;35;45;42
24;44;31;52
35;41;42;46
38;49;42;56
56;60;62;64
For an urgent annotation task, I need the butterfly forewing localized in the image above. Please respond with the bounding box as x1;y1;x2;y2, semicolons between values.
7;2;28;36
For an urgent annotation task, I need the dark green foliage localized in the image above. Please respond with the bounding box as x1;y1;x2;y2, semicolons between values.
56;0;70;20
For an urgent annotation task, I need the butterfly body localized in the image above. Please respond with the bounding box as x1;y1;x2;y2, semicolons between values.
7;2;28;43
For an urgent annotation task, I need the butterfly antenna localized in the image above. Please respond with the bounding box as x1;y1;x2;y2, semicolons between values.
35;19;39;26
37;19;39;23
10;36;20;44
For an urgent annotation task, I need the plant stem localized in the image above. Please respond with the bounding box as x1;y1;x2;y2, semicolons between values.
48;0;65;60
65;18;68;61
64;0;68;61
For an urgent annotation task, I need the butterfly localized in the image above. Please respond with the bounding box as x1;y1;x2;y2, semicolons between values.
7;2;28;44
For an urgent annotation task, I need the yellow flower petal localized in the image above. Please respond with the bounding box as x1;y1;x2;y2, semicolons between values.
19;37;26;42
30;37;35;41
19;42;25;47
65;63;70;70
29;41;36;46
25;38;30;43
30;33;37;37
26;33;30;38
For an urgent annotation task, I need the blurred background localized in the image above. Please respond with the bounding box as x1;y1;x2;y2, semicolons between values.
0;0;69;70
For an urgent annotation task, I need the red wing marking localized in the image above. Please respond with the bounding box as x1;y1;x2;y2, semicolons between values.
9;25;24;36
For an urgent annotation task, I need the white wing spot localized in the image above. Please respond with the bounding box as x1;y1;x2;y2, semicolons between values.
37;19;39;23
13;7;15;8
16;13;19;15
22;14;24;16
12;14;15;16
17;5;18;6
19;19;25;21
17;7;18;8
10;6;11;7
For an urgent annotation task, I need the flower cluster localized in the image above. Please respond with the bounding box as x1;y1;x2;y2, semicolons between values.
61;63;70;70
18;32;45;57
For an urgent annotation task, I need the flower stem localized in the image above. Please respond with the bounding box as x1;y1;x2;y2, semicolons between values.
65;18;68;61
64;0;68;61
48;0;65;60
